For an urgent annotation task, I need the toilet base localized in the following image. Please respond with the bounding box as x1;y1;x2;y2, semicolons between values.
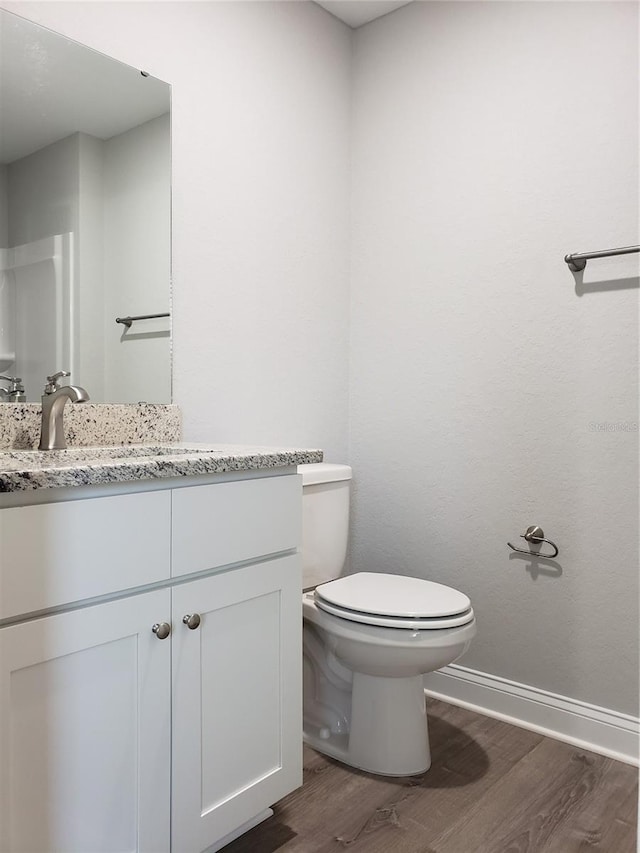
304;672;431;777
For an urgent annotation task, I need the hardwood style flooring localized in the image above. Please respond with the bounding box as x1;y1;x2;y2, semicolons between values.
222;698;638;853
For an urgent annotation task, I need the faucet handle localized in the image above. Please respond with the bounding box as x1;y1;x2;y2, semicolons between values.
0;375;23;386
0;376;25;400
44;371;70;395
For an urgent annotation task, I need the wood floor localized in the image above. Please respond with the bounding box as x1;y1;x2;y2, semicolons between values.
222;698;638;853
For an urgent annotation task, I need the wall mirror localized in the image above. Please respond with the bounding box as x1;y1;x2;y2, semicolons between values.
0;9;171;403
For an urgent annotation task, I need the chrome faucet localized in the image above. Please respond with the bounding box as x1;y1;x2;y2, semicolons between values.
39;371;90;451
0;376;26;402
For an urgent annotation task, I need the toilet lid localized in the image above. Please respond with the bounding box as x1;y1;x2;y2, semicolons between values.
314;573;474;630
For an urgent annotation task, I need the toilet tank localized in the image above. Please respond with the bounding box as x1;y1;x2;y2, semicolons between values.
298;463;352;589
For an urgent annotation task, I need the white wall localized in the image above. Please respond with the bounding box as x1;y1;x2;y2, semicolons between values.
77;131;106;400
7;133;81;396
3;0;352;461
102;114;171;404
7;132;79;247
350;1;639;715
7;131;107;397
0;166;7;247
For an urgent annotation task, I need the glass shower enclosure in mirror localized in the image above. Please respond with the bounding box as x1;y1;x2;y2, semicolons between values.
0;10;171;403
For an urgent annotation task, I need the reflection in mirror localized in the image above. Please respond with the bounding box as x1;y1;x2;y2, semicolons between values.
0;10;171;403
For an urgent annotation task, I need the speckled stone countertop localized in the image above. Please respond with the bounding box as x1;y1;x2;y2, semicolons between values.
0;443;323;492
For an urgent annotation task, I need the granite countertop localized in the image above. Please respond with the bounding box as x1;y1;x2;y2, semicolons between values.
0;443;323;492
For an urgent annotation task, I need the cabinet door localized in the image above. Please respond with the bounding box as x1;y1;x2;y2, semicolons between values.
0;589;171;853
172;555;302;853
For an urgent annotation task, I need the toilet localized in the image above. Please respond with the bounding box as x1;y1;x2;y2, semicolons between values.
299;462;476;777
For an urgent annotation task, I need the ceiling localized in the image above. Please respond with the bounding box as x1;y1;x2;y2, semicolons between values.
1;10;169;164
314;1;413;29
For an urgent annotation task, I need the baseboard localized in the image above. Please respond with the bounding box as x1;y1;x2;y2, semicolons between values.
424;664;639;767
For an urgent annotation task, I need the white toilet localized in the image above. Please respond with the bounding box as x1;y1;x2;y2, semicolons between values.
300;462;476;777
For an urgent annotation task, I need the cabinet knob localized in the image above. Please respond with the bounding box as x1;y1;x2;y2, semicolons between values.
152;622;171;640
182;613;201;630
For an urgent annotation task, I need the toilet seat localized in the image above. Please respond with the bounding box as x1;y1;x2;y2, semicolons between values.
314;572;474;630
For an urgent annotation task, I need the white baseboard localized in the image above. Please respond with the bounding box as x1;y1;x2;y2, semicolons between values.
424;664;639;767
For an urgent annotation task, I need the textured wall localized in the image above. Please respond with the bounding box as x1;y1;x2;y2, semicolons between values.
350;1;639;714
4;0;352;461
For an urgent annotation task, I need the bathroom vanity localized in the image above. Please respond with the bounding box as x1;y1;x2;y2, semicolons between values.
0;442;321;853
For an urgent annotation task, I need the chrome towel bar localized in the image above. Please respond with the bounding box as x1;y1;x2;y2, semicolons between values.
116;312;170;328
564;245;639;272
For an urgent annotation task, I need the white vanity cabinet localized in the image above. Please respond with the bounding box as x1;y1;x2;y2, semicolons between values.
0;588;172;853
0;471;303;853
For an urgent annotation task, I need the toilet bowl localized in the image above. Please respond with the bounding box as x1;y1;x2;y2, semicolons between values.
299;463;476;777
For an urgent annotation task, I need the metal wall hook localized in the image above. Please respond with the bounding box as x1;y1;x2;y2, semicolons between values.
508;525;559;559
